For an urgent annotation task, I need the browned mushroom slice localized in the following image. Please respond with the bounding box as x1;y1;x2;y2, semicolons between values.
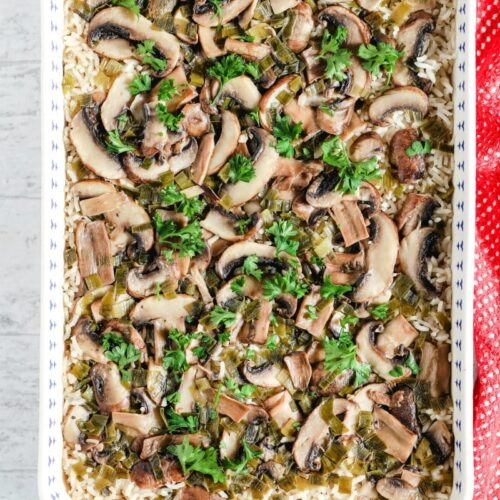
180;103;211;137
259;75;300;131
392;61;432;93
375;314;419;358
397;11;435;62
207;389;250;422
389;385;420;435
389;128;427;183
207;111;240;175
292;193;326;225
198;26;226;58
311;364;353;396
295;286;334;338
239;299;273;344
331;200;370;247
292;403;330;471
193;0;253;27
112;408;162;437
417;341;450;398
340;112;368;142
88;8;180;76
264;391;301;429
242;361;282;388
324;248;365;286
130;295;196;328
224;38;271;60
346;57;372;98
301;46;324;84
100;70;134;132
169;138;199;174
376;477;418;500
63;405;90;446
305;171;344;208
368;86;429;126
174;486;211;500
316;98;356;135
201;208;261;242
399;227;440;295
372;406;418;463
357;0;383;12
90;362;130;414
216;75;261;110
352;213;399;303
286;3;314;53
396;193;439;237
426;420;453;463
216;275;262;306
191;132;215;185
350;132;385;163
270;0;299;13
284;352;312;391
75;220;114;286
72;317;108;363
130;458;184;489
174;366;199;414
318;6;371;48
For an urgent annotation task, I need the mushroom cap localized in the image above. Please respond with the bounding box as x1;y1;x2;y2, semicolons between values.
305;171;344;208
130;294;196;324
397;11;435;62
318;6;371;48
396;193;439;236
376;477;419;500
389;128;427;183
201;208;261;242
284;352;312;391
218;76;261;110
242;361;282;388
207;110;241;175
350;132;385;163
123;154;171;184
193;0;254;27
90;362;131;414
130;459;184;489
72;317;107;363
286;3;314;53
100;70;134;132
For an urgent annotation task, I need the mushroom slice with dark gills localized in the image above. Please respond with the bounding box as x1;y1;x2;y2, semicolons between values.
211;75;261;111
103;319;147;361
392;61;433;93
417;341;451;398
242;361;282;388
368;86;429;126
130;458;184;489
90;362;130;414
376;477;419;500
292;192;326;226
397;11;435;63
215;241;284;280
311;364;354;396
388;385;420;435
69;104;126;180
318;6;371;48
87;7;180;76
426;420;453;464
63;405;90;447
396;193;439;237
350;132;385;163
270;0;300;14
207;110;240;175
216;275;263;306
295;286;334;338
324;247;365;286
305;170;344;208
372;406;418;463
375;314;419;358
316;98;356;136
198;26;226;58
284;352;312;391
399;227;440;295
201;208;262;242
72;317;108;363
174;486;211;500
292;403;330;471
192;0;254;27
100;69;134;132
389;128;428;183
123;154;172;184
220;128;281;207
285;3;314;53
352;213;399;303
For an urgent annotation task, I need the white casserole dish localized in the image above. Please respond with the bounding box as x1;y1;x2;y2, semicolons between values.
38;0;476;497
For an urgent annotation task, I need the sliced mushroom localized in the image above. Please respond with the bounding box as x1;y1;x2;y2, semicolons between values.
69;105;126;180
283;98;319;138
376;314;419;358
242;361;282;388
270;0;300;14
264;390;302;428
399;227;440;295
175;366;199;414
318;6;371;48
90;362;130;414
311;364;353;396
169;137;199;174
72;317;108;363
259;76;299;131
100;70;134;132
130;295;196;329
216;75;261;110
346;57;372;98
239;299;273;344
207;111;241;174
292;403;330;471
357;0;383;12
389;128;427;183
88;7;180;76
316;98;356;136
174;486;211;500
376;477;418;500
216;275;263;306
392;61;432;93
192;0;254;27
295;286;334;338
284;352;312;391
372;406;418;463
350;132;385;163
397;11;435;62
63;405;90;446
368;86;429;126
352;213;399;302
389;385;420;435
396;193;439;237
286;3;314;53
331;200;370;247
426;420;453;464
179;103;210;137
220;429;241;460
417;341;450;398
191;132;215;185
198;26;226;58
292;192;326;225
207;390;250;422
112;406;162;437
343;383;388;432
174;6;198;44
130;458;183;489
324;247;365;286
305;171;343;208
224;38;271;61
201;208;261;242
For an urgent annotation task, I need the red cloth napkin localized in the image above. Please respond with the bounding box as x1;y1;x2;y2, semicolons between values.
474;1;500;497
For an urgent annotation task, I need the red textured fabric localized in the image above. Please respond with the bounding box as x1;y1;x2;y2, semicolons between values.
474;0;500;497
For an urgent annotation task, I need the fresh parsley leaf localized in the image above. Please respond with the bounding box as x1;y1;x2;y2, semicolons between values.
208;0;223;18
230;276;246;296
272;114;302;158
370;303;390;320
263;268;309;300
224;378;256;400
210;306;237;327
405;139;431;157
207;54;247;102
323;331;371;387
306;304;318;320
404;352;420;375
266;220;299;257
155;281;162;301
156;103;184;131
340;315;359;329
319;26;351;81
102;332;141;381
245;61;261;79
164;407;199;433
249;107;261;125
320;277;352;300
236;217;252;235
357;42;403;85
218;331;231;343
246;348;255;360
160;184;205;217
320;25;348;54
322;136;382;194
242;255;263;280
223;441;263;473
266;334;279;351
162;249;174;263
227;153;256;184
164;391;180;404
158;78;180;101
129;73;151;95
136;40;167;73
311;255;325;269
167;437;225;483
110;0;140;16
154;214;205;257
388;365;405;377
106;130;136;154
162;329;201;373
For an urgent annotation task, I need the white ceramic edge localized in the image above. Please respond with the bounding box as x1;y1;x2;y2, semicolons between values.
37;1;476;498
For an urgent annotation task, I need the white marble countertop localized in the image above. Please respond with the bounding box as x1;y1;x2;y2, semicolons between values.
0;0;40;498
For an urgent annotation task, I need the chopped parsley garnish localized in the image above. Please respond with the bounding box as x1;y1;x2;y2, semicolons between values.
162;329;201;373
160;184;205;217
102;332;141;381
406;139;431;157
106;130;136;154
208;0;223;18
266;220;299;257
266;334;279;351
357;42;403;85
249;107;261;125
156;104;184;131
129;73;151;95
224;378;256;400
230;276;246;296
404;352;421;375
236;217;252;235
320;277;352;300
340;315;359;328
319;26;352;81
158;78;180;101
322;136;382;194
167;437;225;483
263;268;309;300
223;441;263;473
272;114;303;158
306;304;318;320
323;330;371;387
110;0;140;16
370;303;390;320
244;61;261;79
136;39;167;73
227;154;256;183
210;306;237;327
242;255;263;280
388;365;405;377
163;407;199;433
155;281;162;301
154;214;205;257
218;331;231;343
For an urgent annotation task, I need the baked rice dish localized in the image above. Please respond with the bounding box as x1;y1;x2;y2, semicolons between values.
61;0;456;498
